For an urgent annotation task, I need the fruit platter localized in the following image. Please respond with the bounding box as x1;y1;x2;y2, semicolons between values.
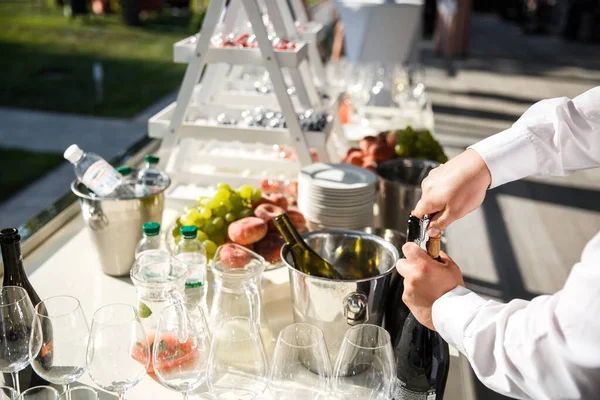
167;180;305;269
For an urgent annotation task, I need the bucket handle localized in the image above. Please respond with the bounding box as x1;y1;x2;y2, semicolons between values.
343;292;369;326
84;203;109;231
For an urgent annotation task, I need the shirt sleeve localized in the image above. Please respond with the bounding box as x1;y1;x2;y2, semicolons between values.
432;233;600;400
469;86;600;188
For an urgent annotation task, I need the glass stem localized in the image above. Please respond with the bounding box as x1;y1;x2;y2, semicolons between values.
64;383;71;400
182;391;188;400
118;393;126;400
11;372;20;394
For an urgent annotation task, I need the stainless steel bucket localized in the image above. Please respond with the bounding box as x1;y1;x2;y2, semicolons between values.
375;158;439;230
71;170;170;276
281;230;400;363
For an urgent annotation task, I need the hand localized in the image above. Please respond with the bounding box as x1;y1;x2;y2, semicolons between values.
413;149;491;236
396;243;465;330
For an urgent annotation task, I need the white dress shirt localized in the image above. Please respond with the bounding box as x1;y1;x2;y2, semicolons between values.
431;86;600;400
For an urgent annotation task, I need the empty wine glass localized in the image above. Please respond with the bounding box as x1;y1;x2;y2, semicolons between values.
0;386;17;400
29;296;89;397
87;304;149;400
18;386;59;400
332;325;396;399
268;323;332;399
0;286;36;394
58;387;97;400
207;317;268;399
153;303;211;400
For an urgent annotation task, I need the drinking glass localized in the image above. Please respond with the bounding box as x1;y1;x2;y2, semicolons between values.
86;304;149;400
0;286;36;394
18;386;59;400
153;303;211;400
207;317;268;399
332;325;396;400
0;386;17;400
58;387;97;400
30;296;89;396
268;323;332;399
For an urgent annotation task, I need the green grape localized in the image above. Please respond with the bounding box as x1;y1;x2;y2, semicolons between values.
251;188;262;204
197;197;210;207
207;198;221;209
183;206;195;214
203;240;217;258
178;215;188;226
238;185;253;199
212;233;226;246
221;199;233;211
239;208;254;218
217;182;232;192
214;189;231;203
171;225;181;238
181;212;197;226
196;230;208;242
213;217;225;230
200;207;212;219
225;213;236;223
230;194;243;210
212;206;226;218
203;223;216;235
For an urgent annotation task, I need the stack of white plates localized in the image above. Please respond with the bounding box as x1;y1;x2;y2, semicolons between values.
298;163;377;229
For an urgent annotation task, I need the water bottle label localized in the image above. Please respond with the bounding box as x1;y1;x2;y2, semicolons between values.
82;160;122;196
394;379;436;400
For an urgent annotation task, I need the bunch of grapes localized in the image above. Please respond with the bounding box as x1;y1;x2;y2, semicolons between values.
172;183;262;259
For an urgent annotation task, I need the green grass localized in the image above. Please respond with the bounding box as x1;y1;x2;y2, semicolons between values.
0;148;65;203
0;1;200;117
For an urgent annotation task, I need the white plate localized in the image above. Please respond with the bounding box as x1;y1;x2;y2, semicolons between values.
299;163;377;190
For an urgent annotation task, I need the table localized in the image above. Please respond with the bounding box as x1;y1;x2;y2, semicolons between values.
23;201;477;399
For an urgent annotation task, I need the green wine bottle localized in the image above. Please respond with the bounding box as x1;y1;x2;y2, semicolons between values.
273;213;342;279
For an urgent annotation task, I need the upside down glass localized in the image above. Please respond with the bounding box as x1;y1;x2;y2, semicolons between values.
0;286;36;394
333;325;396;400
0;386;17;400
58;387;97;400
18;386;59;400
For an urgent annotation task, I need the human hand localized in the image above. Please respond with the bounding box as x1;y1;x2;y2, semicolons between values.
396;242;465;330
413;149;491;236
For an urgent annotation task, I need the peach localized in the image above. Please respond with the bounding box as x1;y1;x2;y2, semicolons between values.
228;217;268;245
359;136;377;155
368;142;395;163
385;131;397;149
287;210;307;232
219;243;254;268
346;151;364;167
255;203;286;230
265;193;289;211
346;147;362;157
254;233;285;264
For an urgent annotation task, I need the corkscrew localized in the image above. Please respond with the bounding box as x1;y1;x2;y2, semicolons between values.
407;214;441;260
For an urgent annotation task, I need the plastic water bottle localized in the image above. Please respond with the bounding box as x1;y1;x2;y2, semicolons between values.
64;144;130;198
175;226;208;311
134;222;161;259
136;155;161;197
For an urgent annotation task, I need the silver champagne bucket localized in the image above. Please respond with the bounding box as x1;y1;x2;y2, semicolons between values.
281;230;400;363
375;158;440;231
71;169;170;276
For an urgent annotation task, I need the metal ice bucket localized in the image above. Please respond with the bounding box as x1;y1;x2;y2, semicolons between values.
376;158;440;231
281;230;400;363
71;169;170;276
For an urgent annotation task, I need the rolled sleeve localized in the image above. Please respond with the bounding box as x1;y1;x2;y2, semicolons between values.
469;127;539;189
431;286;487;354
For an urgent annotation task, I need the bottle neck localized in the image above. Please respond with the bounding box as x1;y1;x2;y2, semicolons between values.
276;216;306;248
1;239;26;283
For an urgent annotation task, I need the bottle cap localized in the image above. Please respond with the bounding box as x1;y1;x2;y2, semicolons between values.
64;145;84;163
180;225;198;238
0;228;20;244
142;222;160;236
117;166;132;176
145;155;160;165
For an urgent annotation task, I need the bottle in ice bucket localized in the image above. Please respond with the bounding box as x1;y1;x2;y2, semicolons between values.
135;222;161;259
175;226;208;310
63;144;133;198
136;155;161;197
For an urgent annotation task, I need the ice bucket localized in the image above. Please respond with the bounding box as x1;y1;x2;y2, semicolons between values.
281;230;400;362
71;169;170;276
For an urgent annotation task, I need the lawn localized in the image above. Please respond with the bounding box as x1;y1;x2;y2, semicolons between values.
0;148;65;203
0;1;196;117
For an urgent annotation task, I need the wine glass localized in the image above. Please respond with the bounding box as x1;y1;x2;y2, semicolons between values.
29;296;89;397
18;386;59;400
0;386;17;400
0;286;36;394
207;317;268;399
58;387;97;400
268;323;332;399
86;304;149;400
153;303;211;400
332;325;396;399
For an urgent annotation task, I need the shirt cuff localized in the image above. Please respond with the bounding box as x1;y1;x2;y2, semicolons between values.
432;286;487;354
468;127;539;188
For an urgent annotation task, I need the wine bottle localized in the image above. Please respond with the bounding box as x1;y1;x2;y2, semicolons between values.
0;228;50;390
273;213;342;279
392;216;450;400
